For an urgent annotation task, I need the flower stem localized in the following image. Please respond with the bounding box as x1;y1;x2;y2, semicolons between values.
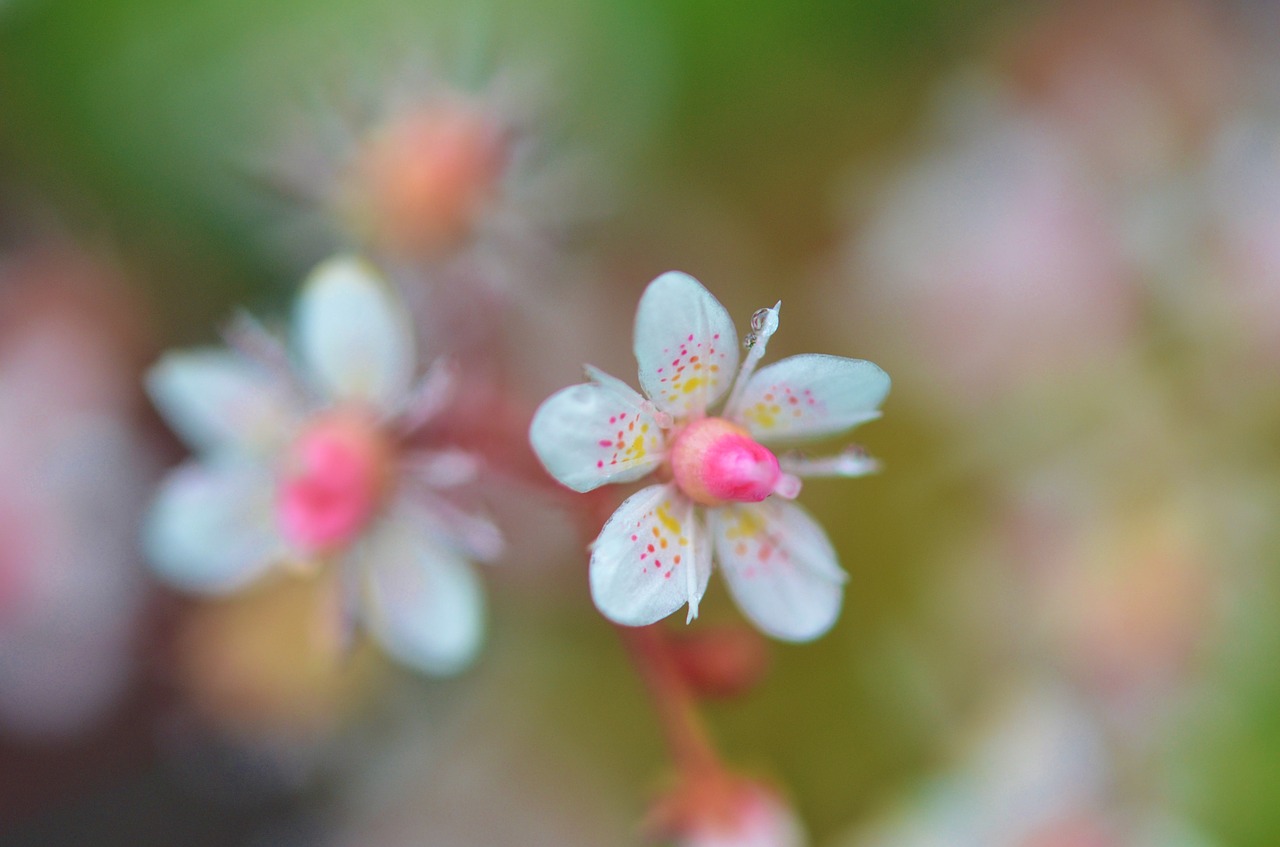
619;624;723;780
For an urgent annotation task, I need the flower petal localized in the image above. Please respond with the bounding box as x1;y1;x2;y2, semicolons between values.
709;499;846;641
634;272;740;419
294;256;415;412
146;349;298;454
143;460;284;593
529;370;665;492
589;484;711;626
361;516;485;676
736;354;890;443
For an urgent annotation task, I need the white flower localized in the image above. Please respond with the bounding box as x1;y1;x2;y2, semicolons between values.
529;272;889;641
145;256;496;676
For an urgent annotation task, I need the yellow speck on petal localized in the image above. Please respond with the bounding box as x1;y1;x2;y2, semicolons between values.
655;503;683;535
724;510;764;541
745;403;777;429
681;377;705;394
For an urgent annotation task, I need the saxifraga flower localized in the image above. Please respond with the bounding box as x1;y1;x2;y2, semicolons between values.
530;272;889;641
145;257;499;675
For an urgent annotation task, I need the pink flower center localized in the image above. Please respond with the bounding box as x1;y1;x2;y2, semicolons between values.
277;413;394;555
670;418;796;506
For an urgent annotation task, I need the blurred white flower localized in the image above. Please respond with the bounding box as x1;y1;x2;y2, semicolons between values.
146;256;497;676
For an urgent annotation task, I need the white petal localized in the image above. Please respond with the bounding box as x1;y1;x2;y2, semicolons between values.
529;372;665;493
736;354;890;443
709;499;846;641
361;516;485;676
634;272;740;419
146;349;298;454
294;256;415;412
143;461;284;593
589;484;710;626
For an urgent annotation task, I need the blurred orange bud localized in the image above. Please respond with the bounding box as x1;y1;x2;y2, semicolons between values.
667;625;770;700
645;771;805;847
341;100;508;258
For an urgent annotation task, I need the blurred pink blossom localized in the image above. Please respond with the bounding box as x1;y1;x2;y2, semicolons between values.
0;248;156;738
847;89;1136;410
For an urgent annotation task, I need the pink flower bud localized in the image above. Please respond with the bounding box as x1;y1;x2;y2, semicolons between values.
648;774;806;847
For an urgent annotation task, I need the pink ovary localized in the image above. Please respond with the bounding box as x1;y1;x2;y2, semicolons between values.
670;418;788;506
277;415;392;554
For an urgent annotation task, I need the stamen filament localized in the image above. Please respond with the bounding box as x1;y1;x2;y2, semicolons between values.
779;447;881;478
722;301;780;418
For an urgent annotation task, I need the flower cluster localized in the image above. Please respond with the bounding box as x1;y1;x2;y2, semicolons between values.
142;258;892;847
531;271;889;641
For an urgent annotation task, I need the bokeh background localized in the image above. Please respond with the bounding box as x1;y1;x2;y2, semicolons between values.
3;0;1280;844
